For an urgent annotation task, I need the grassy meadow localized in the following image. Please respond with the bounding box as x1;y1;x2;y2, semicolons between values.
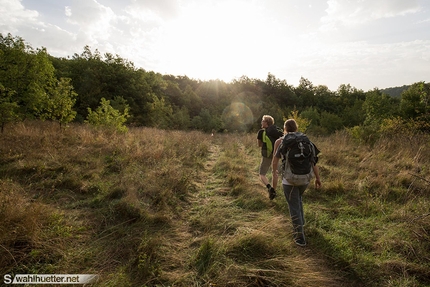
0;121;429;287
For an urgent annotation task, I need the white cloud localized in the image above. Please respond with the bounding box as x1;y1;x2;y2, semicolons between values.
321;0;421;31
288;39;430;89
0;0;39;34
66;0;117;42
60;0;175;65
370;0;421;18
0;0;77;57
128;0;180;18
418;17;430;23
1;0;429;90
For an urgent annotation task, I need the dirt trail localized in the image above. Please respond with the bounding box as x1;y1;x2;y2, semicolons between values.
234;141;345;286
165;141;344;286
162;143;227;282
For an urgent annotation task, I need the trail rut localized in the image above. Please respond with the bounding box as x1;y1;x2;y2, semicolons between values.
164;140;345;286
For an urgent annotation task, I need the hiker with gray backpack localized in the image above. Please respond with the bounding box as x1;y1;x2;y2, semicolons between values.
257;115;284;200
271;119;321;247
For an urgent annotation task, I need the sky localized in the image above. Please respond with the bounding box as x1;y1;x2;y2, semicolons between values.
1;0;430;91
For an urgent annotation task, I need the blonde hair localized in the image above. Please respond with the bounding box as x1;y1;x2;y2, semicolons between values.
262;115;274;126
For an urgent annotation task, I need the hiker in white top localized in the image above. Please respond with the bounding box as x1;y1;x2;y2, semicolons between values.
271;119;321;247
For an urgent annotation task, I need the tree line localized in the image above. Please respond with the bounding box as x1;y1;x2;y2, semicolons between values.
1;33;429;138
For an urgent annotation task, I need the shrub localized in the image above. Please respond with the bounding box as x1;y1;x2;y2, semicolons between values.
86;98;129;132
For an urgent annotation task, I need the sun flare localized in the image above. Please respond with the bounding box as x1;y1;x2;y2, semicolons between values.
156;1;281;81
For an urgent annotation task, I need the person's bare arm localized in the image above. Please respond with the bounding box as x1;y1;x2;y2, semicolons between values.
313;164;321;189
257;139;263;147
271;138;282;190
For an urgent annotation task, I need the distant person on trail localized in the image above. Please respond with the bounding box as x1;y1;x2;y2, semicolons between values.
271;119;321;247
257;115;283;200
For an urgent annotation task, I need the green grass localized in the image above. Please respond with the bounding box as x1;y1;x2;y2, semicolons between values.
0;122;429;286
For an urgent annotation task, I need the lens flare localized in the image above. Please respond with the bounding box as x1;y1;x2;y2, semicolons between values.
222;102;254;132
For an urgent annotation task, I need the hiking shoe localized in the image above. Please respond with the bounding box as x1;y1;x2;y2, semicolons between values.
294;236;306;247
268;187;276;200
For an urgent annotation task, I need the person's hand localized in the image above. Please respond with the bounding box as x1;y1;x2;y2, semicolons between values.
314;178;321;189
271;172;278;190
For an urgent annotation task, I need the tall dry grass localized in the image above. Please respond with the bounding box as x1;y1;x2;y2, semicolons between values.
0;121;212;281
306;130;430;286
1;122;429;286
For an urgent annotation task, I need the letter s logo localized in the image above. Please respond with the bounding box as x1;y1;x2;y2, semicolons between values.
4;274;12;284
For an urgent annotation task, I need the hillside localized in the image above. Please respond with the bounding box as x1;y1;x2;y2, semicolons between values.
381;85;410;98
1;122;429;286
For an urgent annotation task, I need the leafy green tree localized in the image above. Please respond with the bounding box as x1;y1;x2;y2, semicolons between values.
363;89;399;125
0;33;56;119
195;80;229;110
163;79;184;107
294;77;315;110
264;73;298;108
337;85;366;128
182;85;203;117
147;94;173;129
191;108;222;132
288;109;311;133
314;85;338;114
86;98;129;132
400;82;430;119
320;111;343;134
340;99;366;128
301;107;320;128
171;106;191;130
44;78;77;128
231;76;264;98
60;46;153;124
0;84;19;133
110;96;129;114
66;47;113;120
399;82;430;132
337;84;366;105
128;69;163;125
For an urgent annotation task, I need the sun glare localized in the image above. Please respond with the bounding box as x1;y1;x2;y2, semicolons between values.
156;1;280;81
222;102;254;132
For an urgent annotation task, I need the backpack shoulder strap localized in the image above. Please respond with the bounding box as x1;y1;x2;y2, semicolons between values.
309;141;320;164
262;130;273;157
